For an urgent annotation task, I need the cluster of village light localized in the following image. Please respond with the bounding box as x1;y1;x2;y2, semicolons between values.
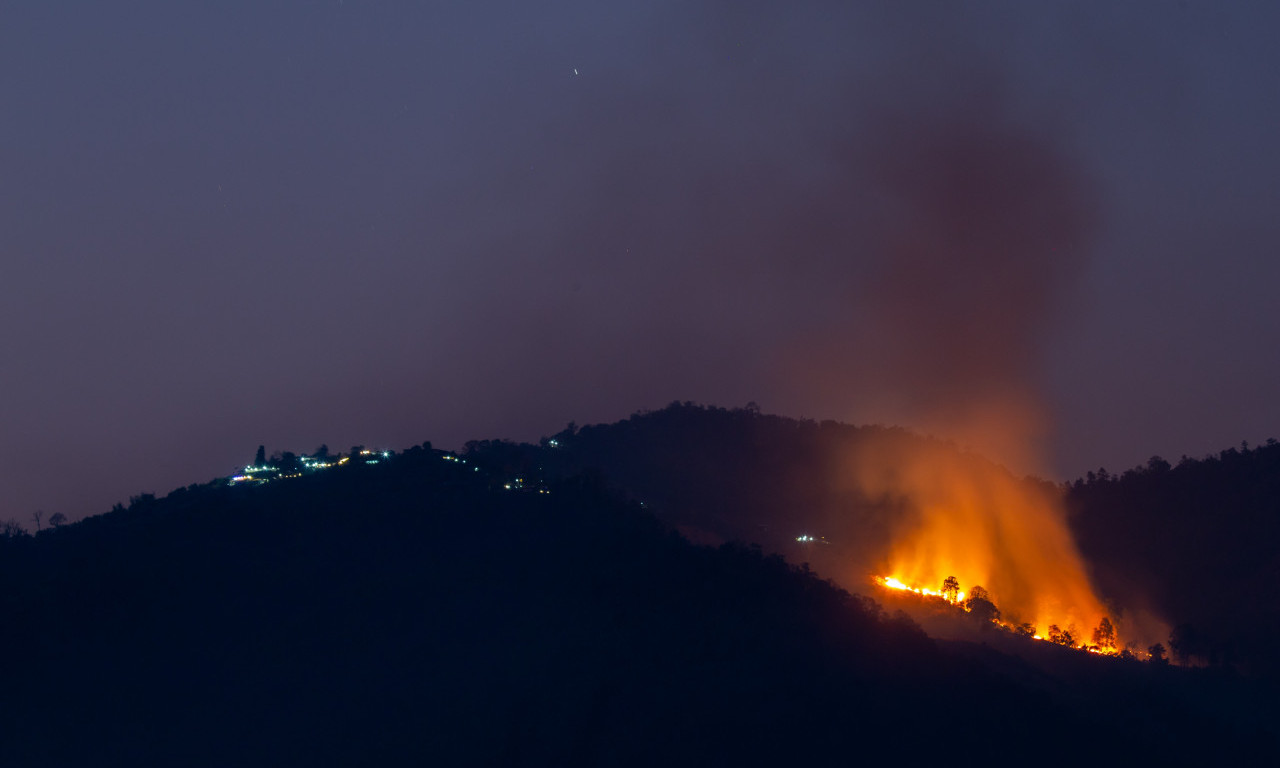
502;477;551;495
228;450;384;485
441;454;484;475
228;447;536;492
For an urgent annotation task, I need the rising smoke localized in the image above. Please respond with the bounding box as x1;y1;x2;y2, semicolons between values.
707;11;1116;635
803;71;1114;635
444;3;1123;637
811;68;1118;638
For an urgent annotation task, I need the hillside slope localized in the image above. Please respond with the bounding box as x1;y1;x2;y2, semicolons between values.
465;403;972;588
1067;442;1280;676
472;404;1280;676
1;442;1274;764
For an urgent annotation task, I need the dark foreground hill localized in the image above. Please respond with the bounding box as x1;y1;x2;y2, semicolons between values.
1;439;1276;765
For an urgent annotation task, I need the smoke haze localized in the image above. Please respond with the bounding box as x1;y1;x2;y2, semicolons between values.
851;439;1109;638
11;0;1278;583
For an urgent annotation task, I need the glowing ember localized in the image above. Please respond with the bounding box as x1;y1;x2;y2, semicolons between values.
879;576;964;604
873;573;1124;655
846;436;1114;646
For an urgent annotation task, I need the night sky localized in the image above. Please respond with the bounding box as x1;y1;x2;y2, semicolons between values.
4;1;1280;522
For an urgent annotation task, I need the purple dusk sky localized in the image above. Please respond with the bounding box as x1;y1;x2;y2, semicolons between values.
3;1;1279;522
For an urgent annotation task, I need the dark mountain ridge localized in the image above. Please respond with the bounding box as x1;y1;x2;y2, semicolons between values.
1;408;1276;764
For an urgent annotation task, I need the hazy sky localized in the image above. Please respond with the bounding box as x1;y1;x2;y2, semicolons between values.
4;1;1280;521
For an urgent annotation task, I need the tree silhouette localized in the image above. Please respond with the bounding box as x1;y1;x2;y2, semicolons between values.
1048;624;1076;647
1149;643;1168;664
276;452;300;474
1092;617;1117;649
942;575;960;602
965;586;1000;624
48;512;68;529
255;445;267;466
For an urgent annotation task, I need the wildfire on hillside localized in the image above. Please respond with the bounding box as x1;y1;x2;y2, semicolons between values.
873;573;1125;655
836;425;1133;653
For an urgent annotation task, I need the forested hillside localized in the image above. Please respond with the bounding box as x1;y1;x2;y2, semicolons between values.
471;403;1280;677
1;411;1277;763
464;403;1005;588
1067;441;1280;675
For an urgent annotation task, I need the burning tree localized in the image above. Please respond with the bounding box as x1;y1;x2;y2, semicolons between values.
941;576;960;602
1047;624;1077;647
865;436;1113;652
875;572;1123;657
965;585;1000;624
1091;617;1117;650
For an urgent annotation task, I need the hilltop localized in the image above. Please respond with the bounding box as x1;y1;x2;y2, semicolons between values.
0;408;1277;764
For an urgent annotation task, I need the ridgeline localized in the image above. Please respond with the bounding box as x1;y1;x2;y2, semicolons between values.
1;406;1276;765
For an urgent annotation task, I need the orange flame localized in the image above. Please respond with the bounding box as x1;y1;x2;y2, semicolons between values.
879;576;965;604
849;434;1110;640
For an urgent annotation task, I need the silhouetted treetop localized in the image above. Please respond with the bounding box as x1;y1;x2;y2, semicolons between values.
1067;437;1280;676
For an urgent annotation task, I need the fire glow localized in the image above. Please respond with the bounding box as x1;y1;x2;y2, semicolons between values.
880;576;965;605
845;434;1120;650
874;573;1122;654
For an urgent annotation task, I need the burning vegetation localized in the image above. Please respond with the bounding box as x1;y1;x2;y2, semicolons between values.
873;573;1149;658
834;423;1152;648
